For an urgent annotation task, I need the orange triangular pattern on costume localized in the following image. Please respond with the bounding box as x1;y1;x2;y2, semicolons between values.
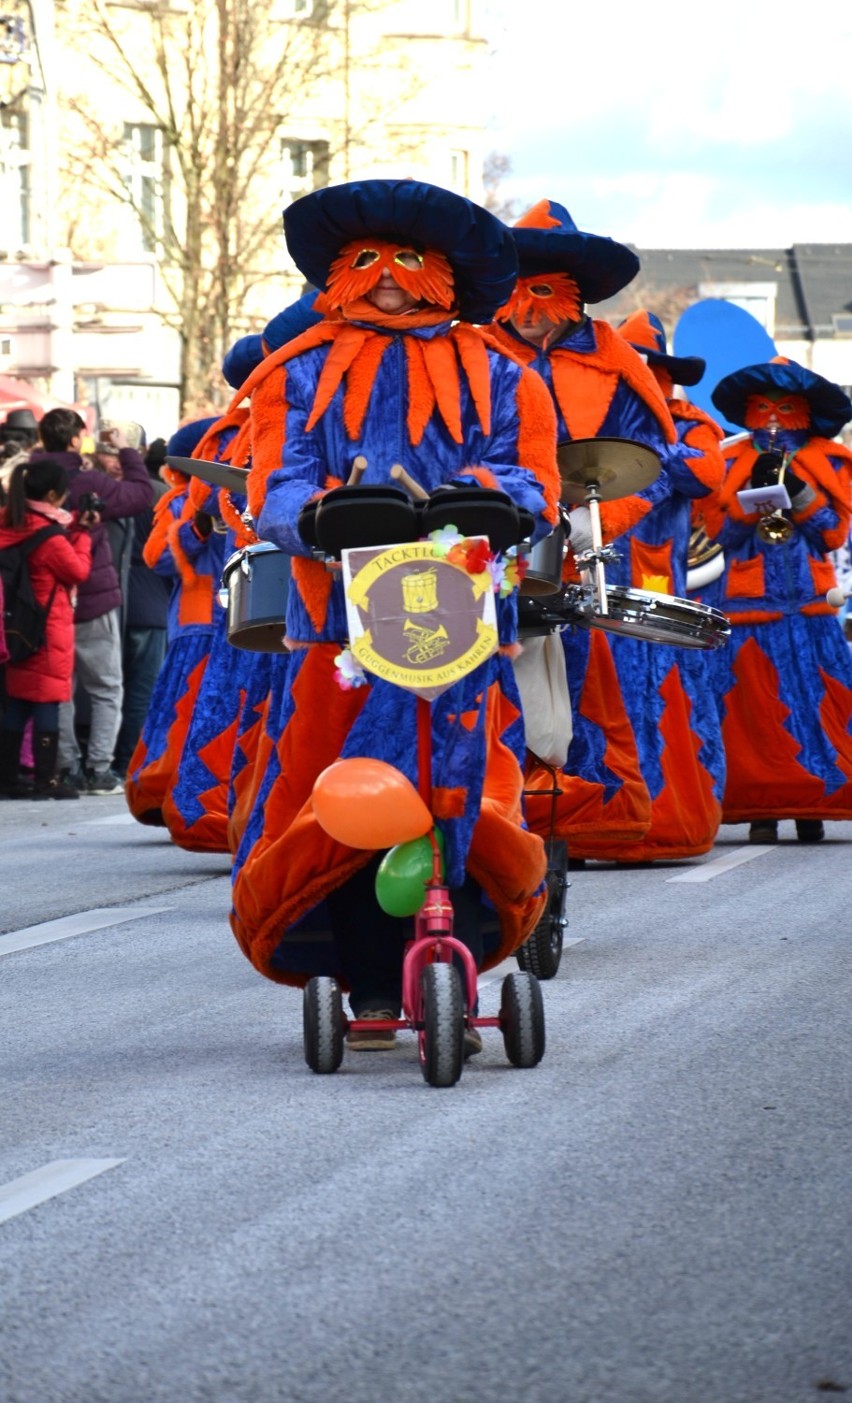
342;332;389;439
452;326;492;438
403;337;437;444
420;334;464;443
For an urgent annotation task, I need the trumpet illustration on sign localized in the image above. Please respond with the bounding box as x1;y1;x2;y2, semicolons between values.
403;618;450;664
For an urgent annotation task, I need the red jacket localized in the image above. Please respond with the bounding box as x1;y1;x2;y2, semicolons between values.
0;509;93;702
27;448;154;622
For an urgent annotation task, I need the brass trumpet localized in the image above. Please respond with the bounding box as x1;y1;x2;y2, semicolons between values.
754;429;793;545
756;498;793;544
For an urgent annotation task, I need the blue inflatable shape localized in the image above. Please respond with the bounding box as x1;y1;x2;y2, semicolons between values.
673;299;777;433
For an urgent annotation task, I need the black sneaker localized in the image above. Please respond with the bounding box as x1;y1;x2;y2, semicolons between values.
749;821;778;844
795;819;825;843
61;764;88;791
33;775;81;801
86;767;124;795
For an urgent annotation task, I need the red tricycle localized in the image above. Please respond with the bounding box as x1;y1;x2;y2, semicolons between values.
298;477;548;1087
303;819;546;1087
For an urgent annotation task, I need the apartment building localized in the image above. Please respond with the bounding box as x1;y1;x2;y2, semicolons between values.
0;0;489;435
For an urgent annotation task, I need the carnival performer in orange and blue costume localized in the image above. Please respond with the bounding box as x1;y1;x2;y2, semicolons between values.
229;178;560;1047
125;417;227;827
707;357;852;843
489;201;678;859
604;309;727;861
158;409;264;852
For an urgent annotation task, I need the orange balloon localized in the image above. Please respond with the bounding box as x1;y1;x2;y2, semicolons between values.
311;758;433;849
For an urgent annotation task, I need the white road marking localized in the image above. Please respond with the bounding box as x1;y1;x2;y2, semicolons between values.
666;846;776;884
0;1159;125;1226
0;906;175;957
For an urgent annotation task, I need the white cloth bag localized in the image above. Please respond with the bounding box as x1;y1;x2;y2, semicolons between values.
512;632;573;768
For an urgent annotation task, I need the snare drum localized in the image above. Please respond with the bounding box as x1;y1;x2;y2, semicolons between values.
563;583;730;651
221;542;291;652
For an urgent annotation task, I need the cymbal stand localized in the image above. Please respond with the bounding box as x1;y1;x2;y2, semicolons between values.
571;480;619;617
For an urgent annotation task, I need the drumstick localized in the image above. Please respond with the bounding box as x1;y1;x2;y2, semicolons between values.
347;455;367;486
390;463;429;501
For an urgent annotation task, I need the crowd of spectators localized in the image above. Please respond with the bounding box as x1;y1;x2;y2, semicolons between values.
0;409;171;798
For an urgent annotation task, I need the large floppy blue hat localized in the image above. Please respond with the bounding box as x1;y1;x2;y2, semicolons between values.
283;179;519;324
167;417;219;459
711;357;852;438
509;199;639;304
617;309;705;386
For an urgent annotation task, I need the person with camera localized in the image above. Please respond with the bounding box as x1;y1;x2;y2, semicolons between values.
1;409;40;497
29;408;154;793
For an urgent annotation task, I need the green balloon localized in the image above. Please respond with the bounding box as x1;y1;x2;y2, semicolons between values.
374;829;446;917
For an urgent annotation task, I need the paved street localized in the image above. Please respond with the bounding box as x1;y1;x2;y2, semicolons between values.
1;795;850;1403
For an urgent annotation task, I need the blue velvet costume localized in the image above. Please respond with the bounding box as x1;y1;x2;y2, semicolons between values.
227;178;561;999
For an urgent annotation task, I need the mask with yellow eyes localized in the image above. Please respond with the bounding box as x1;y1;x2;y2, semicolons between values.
744;392;811;431
324;238;456;311
495;271;583;328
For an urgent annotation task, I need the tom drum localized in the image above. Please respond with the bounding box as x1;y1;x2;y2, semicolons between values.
221;542;291;652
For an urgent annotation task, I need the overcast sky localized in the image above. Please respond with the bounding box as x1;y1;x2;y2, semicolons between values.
484;0;852;249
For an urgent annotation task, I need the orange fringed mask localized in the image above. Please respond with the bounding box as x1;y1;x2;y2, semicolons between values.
495;271;583;327
325;239;456;311
744;392;811;431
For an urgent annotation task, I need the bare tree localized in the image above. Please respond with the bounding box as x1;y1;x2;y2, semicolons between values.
600;276;697;343
58;0;412;413
482;150;519;224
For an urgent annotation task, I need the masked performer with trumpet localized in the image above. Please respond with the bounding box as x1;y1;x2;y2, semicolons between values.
707;356;852;843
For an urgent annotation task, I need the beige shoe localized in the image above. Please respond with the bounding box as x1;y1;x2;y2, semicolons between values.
347;1010;398;1050
463;1026;483;1058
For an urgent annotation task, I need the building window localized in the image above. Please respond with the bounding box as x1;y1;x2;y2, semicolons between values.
0;13;27;64
453;0;471;31
698;280;777;337
281;138;330;206
122;122;168;254
282;0;330;19
449;149;468;194
0;107;30;250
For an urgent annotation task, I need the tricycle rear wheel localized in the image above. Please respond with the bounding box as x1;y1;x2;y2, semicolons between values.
303;976;344;1074
500;971;546;1068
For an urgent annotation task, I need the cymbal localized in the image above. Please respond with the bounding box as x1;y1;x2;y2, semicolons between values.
557;437;661;503
166;455;250;495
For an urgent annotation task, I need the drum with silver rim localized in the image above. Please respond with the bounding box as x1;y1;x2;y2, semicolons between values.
221;541;291;652
563;583;730;650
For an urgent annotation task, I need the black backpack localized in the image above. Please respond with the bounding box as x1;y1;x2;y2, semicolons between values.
0;523;64;663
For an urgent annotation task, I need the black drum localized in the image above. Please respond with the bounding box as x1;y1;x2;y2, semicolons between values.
308;485;420;557
221;542;291;652
421;486;534;554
